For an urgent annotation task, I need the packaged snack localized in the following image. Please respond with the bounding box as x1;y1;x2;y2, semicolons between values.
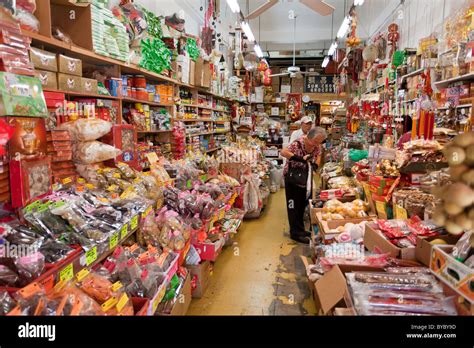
74;141;122;164
59;119;112;142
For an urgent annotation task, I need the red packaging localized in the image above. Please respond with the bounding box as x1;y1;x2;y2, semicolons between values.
7;117;47;160
51;161;75;170
0;28;31;49
47;143;72;152
101;124;138;169
50;153;73;162
47;130;71;141
9;157;52;208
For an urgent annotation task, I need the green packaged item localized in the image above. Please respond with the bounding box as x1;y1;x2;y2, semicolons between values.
0;72;48;117
349;149;368;162
186;38;200;62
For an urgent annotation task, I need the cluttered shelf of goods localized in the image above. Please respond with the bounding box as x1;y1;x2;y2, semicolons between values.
0;0;473;324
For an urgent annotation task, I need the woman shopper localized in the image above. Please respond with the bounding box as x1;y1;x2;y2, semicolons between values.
281;127;327;243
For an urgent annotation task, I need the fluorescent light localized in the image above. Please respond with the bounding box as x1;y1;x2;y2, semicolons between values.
241;21;255;42
226;0;240;13
254;44;263;58
328;42;338;56
337;16;351;39
354;0;364;5
322;56;330;68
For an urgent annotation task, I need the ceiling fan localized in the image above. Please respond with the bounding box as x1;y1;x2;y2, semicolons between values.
269;13;320;79
246;0;335;20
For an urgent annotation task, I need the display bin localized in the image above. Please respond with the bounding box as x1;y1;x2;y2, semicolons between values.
430;245;474;303
193;237;225;262
131;297;150;316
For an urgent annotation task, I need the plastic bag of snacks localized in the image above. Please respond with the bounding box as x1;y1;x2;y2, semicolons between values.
59;119;112;142
74;141;122;164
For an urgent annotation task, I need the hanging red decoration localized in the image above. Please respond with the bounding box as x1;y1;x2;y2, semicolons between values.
263;69;272;86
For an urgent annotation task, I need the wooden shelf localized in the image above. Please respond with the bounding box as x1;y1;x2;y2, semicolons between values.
175;118;230;122
24;30;179;84
186;130;230;137
43;88;119;99
122;97;174;107
205;147;221;153
401;68;424;81
437;103;472;110
177;104;230;112
137;130;172;134
435;72;474;88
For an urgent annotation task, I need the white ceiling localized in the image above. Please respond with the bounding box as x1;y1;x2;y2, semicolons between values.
221;0;399;51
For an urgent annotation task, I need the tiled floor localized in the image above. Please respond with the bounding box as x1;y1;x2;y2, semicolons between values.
187;189;315;315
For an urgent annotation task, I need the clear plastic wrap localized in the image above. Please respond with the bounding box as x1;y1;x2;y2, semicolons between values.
59;119;112;142
452;231;472;262
347;272;443;293
14;252;44;285
74;141;122;164
353;290;457;316
14;8;39;32
77;271;117;304
0;290;17;315
0;265;19;286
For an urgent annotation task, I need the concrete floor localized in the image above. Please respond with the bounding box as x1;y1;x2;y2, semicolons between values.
187;189;315;315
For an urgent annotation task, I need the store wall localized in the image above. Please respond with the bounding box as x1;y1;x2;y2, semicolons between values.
362;0;472;48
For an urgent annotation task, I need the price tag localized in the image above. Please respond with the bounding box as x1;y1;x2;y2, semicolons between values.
86;183;95;190
101;297;118;312
121;224;128;239
85;247;97;266
107;184;118;192
112;281;123;292
116;293;129;313
146;152;159;164
77;178;86;184
219;209;225;220
62;177;72;185
142;206;152;219
59;263;73;282
54;279;67;291
186;180;192;189
109;232;119;250
375;201;386;214
130;215;138;230
395;204;408;219
76;269;90;282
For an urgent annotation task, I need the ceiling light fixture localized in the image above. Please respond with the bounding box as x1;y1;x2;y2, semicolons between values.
328;41;338;56
241;21;255;42
226;0;240;13
336;15;351;38
322;56;330;68
254;44;264;58
354;0;364;6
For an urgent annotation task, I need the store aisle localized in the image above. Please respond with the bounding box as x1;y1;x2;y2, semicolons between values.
187;190;316;315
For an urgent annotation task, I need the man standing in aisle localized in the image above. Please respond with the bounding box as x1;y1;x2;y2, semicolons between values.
289;116;313;144
281;127;327;243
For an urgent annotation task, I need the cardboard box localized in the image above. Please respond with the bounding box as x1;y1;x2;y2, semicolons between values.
195;57;211;88
81;78;98;95
157;274;192;316
292;79;304;93
415;235;460;266
35;70;57;90
300;257;381;315
309;205;375;242
363;222;416;259
186;261;211;299
281;84;291;93
193;237;224;262
58;54;82;76
189;60;195;86
430;245;474;303
29;48;58;72
58;73;82;92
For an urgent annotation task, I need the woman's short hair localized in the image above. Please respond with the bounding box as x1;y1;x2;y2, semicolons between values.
307;127;327;140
